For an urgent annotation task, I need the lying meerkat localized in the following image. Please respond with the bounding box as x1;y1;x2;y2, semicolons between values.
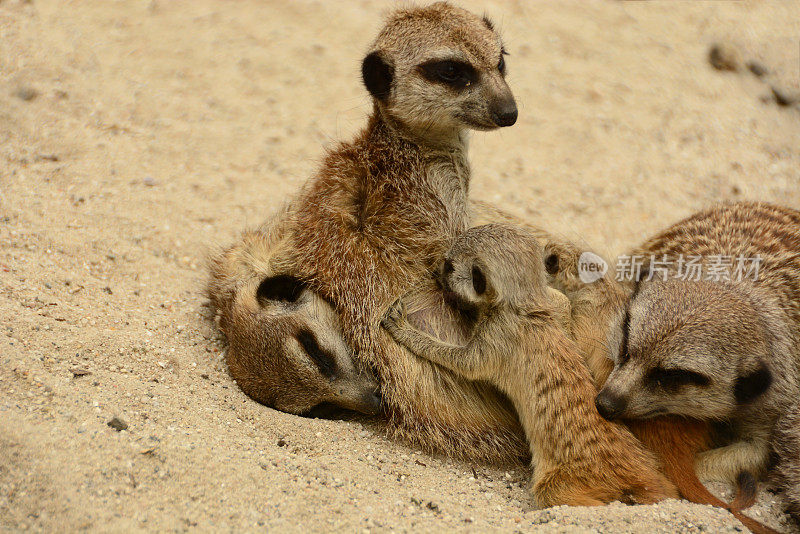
208;206;381;416
596;202;800;489
382;224;677;506
215;3;534;464
543;240;777;533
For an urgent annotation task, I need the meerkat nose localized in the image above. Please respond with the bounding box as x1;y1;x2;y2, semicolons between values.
595;390;626;420
490;98;518;127
362;390;382;415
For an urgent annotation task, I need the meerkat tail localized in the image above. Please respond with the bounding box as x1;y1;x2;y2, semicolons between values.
627;418;778;534
729;471;758;511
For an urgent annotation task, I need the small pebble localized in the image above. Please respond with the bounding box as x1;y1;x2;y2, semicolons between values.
107;417;128;431
15;86;38;101
708;43;739;71
771;87;795;107
747;61;767;78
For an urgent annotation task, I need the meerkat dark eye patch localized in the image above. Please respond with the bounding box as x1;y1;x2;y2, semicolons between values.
362;51;394;101
257;275;306;304
617;306;631;365
647;367;710;389
734;361;772;404
471;265;487;295
418;60;477;90
296;330;337;379
544;253;559;275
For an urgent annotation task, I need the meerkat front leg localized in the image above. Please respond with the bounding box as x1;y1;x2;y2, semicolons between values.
694;436;771;484
382;300;489;382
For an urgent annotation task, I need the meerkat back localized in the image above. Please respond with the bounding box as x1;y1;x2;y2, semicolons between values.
634;202;800;330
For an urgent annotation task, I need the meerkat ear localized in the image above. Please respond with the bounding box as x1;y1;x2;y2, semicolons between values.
362;51;394;101
734;361;772;404
544;252;559;275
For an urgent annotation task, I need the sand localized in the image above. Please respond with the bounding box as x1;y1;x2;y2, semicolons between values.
1;0;799;531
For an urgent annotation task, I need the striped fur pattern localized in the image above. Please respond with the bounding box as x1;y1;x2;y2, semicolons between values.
597;202;800;504
773;402;800;525
382;224;677;506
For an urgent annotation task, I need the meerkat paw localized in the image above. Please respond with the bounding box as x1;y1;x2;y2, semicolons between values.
533;468;605;507
381;298;407;330
694;441;769;484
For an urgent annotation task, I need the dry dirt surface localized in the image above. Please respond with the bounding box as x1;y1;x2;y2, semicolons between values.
1;0;799;532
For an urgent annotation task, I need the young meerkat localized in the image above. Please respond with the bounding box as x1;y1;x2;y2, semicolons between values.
596;202;800;488
382;224;677;506
208;206;381;417
251;3;533;463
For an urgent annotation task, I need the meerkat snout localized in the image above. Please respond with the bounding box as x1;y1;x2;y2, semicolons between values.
488;92;517;127
595;390;627;421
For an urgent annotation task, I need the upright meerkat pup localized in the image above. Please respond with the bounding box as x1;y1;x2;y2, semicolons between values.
214;3;531;463
382;224;677;506
596;202;800;487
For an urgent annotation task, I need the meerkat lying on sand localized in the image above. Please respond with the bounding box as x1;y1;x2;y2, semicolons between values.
596;202;800;486
382;224;677;506
208;206;381;416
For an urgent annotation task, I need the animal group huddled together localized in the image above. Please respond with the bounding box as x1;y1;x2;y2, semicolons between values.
207;3;800;532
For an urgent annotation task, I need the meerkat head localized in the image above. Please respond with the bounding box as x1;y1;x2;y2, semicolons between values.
362;2;516;141
596;279;779;422
223;275;382;417
209;228;381;418
436;224;547;321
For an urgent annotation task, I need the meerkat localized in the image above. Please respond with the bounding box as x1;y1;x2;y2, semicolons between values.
382;223;678;506
232;2;534;463
773;401;800;524
542;238;780;534
208;206;381;416
209;201;545;462
595;202;800;489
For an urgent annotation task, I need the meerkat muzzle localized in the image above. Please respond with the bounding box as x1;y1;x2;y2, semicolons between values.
595;390;627;420
489;97;518;127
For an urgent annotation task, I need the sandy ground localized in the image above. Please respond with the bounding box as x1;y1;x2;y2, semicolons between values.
1;0;799;531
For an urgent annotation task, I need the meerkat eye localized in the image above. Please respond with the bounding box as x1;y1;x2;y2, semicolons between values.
647;367;710;389
498;48;508;75
471;265;487;295
418;60;476;90
296;330;337;379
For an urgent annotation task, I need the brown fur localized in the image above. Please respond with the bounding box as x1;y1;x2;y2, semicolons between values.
773;402;800;525
543;237;779;533
208;206;380;416
598;201;800;486
210;3;531;463
383;224;677;506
